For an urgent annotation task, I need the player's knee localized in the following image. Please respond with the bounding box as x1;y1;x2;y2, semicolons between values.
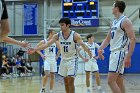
108;78;115;86
50;74;55;80
68;77;75;86
44;74;49;78
44;71;50;77
64;81;69;86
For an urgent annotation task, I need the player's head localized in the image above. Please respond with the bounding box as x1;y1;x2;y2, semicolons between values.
47;29;55;38
112;0;126;15
2;55;7;61
86;34;94;42
59;18;71;31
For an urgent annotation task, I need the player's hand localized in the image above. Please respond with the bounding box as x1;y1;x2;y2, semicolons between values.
124;56;131;68
27;47;36;54
98;49;105;60
83;58;89;62
19;41;31;48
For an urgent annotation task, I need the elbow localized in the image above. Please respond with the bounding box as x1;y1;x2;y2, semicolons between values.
6;29;10;34
2;36;8;42
130;37;136;43
3;29;10;35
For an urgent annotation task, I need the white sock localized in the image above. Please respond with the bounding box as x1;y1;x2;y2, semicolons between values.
97;86;101;90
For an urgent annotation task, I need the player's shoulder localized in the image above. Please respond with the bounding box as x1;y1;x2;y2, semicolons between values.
122;17;132;24
121;17;132;28
73;31;80;38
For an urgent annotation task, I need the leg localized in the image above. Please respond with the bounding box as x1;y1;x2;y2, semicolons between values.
42;70;50;88
94;72;105;93
64;77;69;93
116;75;125;93
86;71;90;87
94;72;101;86
50;72;55;91
39;70;49;93
68;76;75;93
64;76;75;93
108;72;121;93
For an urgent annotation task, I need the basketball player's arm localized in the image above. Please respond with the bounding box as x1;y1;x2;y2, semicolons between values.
34;34;58;52
122;19;136;67
2;37;29;47
74;33;92;58
0;1;9;41
36;40;45;59
98;31;111;60
55;41;61;60
0;20;10;41
99;31;111;50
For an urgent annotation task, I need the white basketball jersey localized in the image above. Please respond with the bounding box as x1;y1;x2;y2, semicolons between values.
58;31;77;60
110;15;129;51
79;42;99;60
44;39;56;58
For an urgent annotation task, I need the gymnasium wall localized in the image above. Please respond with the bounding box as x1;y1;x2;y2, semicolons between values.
5;0;140;37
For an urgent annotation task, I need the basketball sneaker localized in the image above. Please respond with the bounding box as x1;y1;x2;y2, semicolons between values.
39;88;45;93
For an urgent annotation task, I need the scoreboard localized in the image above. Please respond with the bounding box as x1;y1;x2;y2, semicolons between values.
62;0;99;27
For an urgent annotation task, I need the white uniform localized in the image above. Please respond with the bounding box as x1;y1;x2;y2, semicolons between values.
58;31;78;77
43;39;57;72
81;42;99;72
109;15;129;74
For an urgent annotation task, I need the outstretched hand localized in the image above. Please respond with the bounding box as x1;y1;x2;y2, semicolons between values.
98;49;105;60
124;56;131;68
19;41;31;48
26;47;36;55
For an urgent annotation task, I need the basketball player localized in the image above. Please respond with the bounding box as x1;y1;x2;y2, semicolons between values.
28;18;92;93
78;34;104;93
37;29;60;93
98;1;136;93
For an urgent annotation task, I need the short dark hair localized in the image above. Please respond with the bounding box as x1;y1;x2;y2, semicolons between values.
114;0;126;13
47;29;54;37
86;34;93;40
47;29;54;35
59;18;71;25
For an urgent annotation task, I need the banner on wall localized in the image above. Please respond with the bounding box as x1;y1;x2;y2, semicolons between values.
23;3;38;35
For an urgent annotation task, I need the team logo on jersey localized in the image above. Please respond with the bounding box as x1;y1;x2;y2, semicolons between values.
60;42;71;45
